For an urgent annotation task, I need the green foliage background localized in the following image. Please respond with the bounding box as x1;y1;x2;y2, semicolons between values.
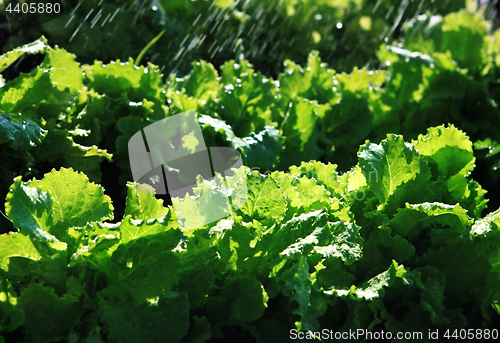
2;0;500;342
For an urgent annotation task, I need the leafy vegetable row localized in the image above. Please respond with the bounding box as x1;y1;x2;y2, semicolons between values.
1;0;465;77
1;124;499;342
3;6;500;221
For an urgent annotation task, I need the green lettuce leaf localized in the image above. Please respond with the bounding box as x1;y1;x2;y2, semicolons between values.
358;134;425;206
17;283;81;343
172;174;234;232
289;161;342;198
390;202;472;242
99;292;189;343
214;61;277;138
0;112;46;150
5;176;53;240
413;124;474;179
279;256;327;332
282;220;363;265
199;115;284;171
32;121;113;183
174;60;220;101
278;51;337;106
440;10;488;71
119;214;179;245
0;278;24;334
350;260;407;301
0;36;48;73
0;233;41;271
0;47;85;121
124;182;169;220
26;168;113;245
215;276;268;323
41;47;84;94
103;230;182;305
279;98;327;168
237;171;287;228
83;58;165;106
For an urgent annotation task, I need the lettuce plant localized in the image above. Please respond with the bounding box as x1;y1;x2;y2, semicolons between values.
1;125;499;342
